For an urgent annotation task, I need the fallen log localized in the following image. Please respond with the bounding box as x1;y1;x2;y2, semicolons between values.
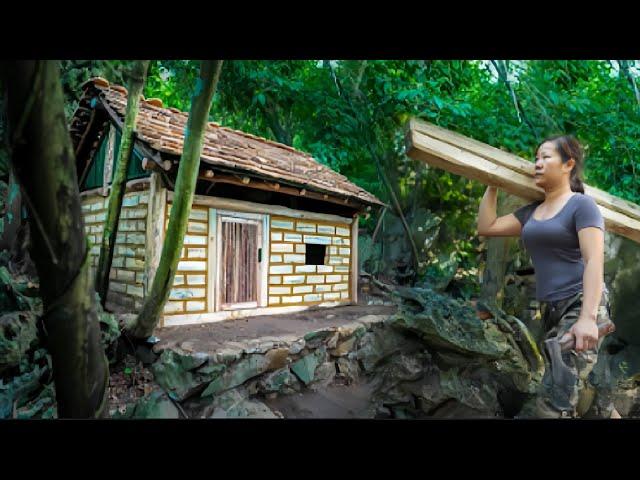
405;123;640;244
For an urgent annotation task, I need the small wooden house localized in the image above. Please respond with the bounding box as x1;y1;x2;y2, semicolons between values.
70;78;384;327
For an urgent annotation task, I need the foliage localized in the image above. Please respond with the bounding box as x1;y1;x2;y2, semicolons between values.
61;60;640;291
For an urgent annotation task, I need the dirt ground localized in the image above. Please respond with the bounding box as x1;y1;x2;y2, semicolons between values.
154;304;397;353
263;382;377;419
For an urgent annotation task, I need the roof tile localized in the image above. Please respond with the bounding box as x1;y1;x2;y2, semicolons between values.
77;78;384;207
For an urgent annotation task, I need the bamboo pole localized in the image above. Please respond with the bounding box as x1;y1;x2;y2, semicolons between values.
131;60;224;339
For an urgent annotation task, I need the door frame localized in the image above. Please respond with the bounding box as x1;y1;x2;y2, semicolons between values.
214;210;268;311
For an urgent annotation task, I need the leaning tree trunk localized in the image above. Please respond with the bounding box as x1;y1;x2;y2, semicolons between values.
95;60;149;307
131;60;223;339
1;60;110;418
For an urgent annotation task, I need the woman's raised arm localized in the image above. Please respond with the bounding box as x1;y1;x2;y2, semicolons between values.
477;186;523;237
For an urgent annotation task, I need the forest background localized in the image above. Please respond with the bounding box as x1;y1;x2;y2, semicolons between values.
5;59;640;297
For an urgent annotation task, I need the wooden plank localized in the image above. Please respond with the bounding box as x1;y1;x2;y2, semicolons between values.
102;124;116;196
207;208;217;313
260;213;270;308
148;174;167;305
169;192;353;225
410;117;640;222
197;171;363;209
406;129;640;244
80;177;150;198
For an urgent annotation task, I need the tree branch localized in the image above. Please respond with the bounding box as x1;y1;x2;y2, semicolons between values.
491;60;538;137
616;60;640;109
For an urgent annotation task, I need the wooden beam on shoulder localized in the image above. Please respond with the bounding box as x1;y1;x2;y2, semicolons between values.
410;117;640;223
406;128;640;244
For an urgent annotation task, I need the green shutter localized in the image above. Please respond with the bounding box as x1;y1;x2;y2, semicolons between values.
81;124;150;190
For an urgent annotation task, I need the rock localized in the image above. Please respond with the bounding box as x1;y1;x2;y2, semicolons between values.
613;386;640;417
211;346;244;364
336;357;360;384
179;341;195;352
126;391;180;419
258;367;295;394
0;266;37;312
264;348;289;370
309;361;336;390
245;339;276;354
370;352;431;409
0;311;38;374
290;347;327;385
303;329;337;349
325;333;339;350
337;322;366;340
288;339;305;355
225;341;251;352
606;237;640;345
0;360;49;419
330;336;357;357
356;314;388;327
354;328;421;373
207;389;279;419
438;368;501;416
589;341;640;417
388;286;539;392
151;350;223;401
202;349;290;397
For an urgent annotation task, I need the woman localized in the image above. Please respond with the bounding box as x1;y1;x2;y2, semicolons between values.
477;135;617;418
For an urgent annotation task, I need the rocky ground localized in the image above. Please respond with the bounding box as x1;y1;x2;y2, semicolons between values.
3;258;640;419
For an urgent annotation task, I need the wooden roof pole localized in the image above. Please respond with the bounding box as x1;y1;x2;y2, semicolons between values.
195;169;370;211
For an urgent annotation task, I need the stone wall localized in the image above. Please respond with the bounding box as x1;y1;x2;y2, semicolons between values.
148;313;390;418
81;189;149;310
267;215;352;306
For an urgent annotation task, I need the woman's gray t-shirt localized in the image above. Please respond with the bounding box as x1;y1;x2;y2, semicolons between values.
513;193;605;302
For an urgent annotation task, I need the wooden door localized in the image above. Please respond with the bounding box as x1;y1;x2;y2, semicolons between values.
218;216;262;310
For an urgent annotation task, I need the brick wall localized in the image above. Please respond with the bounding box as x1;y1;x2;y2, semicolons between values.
163;203;209;316
81;189;149;310
267;215;351;306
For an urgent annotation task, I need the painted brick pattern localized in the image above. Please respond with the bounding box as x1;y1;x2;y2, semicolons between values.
81;190;149;311
163;202;209;315
268;215;351;306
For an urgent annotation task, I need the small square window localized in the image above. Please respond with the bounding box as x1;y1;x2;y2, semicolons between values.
305;244;326;265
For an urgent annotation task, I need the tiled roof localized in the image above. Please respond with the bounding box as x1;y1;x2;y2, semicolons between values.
73;78;384;208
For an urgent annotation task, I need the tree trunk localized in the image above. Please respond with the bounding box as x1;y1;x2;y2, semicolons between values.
1;60;109;418
95;60;149;307
131;60;223;339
